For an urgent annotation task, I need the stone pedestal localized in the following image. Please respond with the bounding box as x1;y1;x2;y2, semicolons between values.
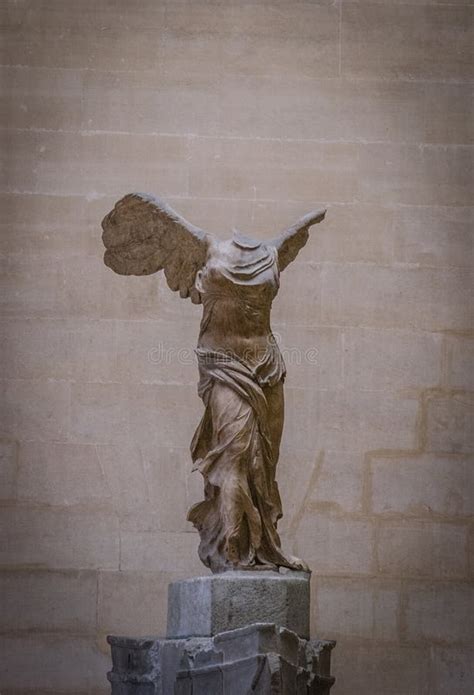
107;572;336;694
167;571;310;639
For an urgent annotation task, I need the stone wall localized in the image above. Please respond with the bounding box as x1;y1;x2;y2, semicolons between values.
1;1;473;693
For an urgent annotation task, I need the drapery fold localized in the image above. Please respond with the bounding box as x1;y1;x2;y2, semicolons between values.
187;348;305;573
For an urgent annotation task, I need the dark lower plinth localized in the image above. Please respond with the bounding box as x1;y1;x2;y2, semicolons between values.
107;572;336;694
107;623;335;695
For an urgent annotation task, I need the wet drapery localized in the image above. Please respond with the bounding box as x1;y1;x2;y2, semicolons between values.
102;194;326;575
188;348;306;573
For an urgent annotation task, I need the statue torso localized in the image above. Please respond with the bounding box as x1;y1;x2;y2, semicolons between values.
196;233;285;385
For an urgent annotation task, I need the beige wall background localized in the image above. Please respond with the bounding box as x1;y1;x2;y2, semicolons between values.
1;0;473;693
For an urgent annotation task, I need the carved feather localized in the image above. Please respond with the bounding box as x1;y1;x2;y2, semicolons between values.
101;193;212;303
270;208;327;271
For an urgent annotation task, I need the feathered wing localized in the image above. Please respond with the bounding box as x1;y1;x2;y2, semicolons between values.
102;193;212;303
269;208;327;271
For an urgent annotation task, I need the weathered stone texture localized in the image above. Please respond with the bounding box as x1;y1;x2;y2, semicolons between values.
332;642;432;695
108;622;336;695
1;0;472;692
0;439;17;500
120;530;204;576
371;454;473;518
0;507;119;570
0;634;109;693
344;327;442;391
285;388;419;453
16;441;109;507
447;337;474;391
167;572;310;639
321;264;473;331
431;647;474;695
315;578;400;641
426;394;474;454
295;515;374;576
0;570;98;633
404;583;474;643
98;570;176;637
341;4;473;80
377;521;468;579
308;451;365;515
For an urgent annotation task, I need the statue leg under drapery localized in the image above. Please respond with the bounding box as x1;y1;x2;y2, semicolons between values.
188;369;307;573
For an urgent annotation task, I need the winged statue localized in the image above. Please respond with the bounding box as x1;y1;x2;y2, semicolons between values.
102;193;326;574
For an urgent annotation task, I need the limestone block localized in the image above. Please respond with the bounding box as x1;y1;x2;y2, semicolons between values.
404;582;474;643
95;444;155;517
345;327;442;391
0;65;83;132
315;578;399;641
71;376;199;449
114;318;197;387
0;378;70;441
120;530;203;576
127;383;201;451
188;137;360;203
0;318;100;381
431;647;474;695
0;507;119;570
447;337;474;390
81;68;220;136
358;143;473;206
138;444;189;531
69;382;131;446
426;394;474;454
0;192;96;257
308;452;365;515
392;206;474;267
98;571;176;637
342;4;473;80
0;254;67;318
63;255;191;322
0;569;97;632
0;634;109;693
2;130;189;197
377;521;468;579
371;454;474;517
2;0;166;32
17;441;109;507
321;264;473;331
271;264;321;327
295;514;374;576
0;15;165;71
218;77;473;146
272;325;343;391
162;3;340;81
76;131;189;198
167;571;310;639
0;439;16;500
273;448;321;537
285;388;418;454
333;642;431;695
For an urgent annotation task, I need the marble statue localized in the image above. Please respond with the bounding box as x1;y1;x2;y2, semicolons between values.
102;193;326;574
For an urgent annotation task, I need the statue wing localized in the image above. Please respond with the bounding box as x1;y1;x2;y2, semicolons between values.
102;193;212;303
269;208;326;271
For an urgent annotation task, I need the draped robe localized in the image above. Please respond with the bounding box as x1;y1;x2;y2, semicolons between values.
187;234;307;573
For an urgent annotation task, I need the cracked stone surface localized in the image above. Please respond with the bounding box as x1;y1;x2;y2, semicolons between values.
108;623;336;695
167;570;311;640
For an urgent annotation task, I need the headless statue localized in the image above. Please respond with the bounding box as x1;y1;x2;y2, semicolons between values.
102;193;326;573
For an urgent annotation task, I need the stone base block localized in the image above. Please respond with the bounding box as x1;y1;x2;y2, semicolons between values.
167;571;310;639
107;623;336;695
